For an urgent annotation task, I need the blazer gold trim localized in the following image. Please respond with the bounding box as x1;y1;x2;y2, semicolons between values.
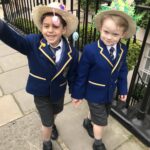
51;41;72;81
29;73;46;81
111;44;124;74
88;81;106;87
39;41;55;65
97;41;114;67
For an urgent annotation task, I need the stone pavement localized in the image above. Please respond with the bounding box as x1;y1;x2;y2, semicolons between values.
0;5;149;150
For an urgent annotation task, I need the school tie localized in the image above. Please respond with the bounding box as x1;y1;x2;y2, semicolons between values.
109;47;115;60
50;46;61;54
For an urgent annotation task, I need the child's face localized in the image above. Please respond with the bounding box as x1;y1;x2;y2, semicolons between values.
100;18;126;46
41;16;66;47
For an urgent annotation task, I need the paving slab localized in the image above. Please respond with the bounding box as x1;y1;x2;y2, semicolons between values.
56;101;92;150
0;66;28;94
56;101;145;150
13;89;36;114
0;112;61;150
0;52;27;71
103;116;132;150
0;95;22;126
116;137;148;150
0;43;17;57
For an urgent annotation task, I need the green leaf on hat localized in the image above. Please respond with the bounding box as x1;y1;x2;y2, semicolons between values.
98;0;143;23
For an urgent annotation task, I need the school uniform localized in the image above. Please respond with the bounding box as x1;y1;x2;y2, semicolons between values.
0;20;78;104
72;39;128;104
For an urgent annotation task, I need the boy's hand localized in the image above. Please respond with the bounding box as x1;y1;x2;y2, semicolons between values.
119;95;127;102
72;98;82;107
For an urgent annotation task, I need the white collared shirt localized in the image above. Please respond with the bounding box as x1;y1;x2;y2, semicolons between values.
107;44;117;59
49;39;63;63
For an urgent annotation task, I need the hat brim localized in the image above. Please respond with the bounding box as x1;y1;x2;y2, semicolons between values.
32;5;78;37
93;10;136;38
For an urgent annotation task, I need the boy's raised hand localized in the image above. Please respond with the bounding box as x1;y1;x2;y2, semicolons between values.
119;95;127;102
72;98;82;107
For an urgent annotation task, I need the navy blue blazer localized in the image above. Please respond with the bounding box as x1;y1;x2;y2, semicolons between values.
0;20;78;103
72;39;128;104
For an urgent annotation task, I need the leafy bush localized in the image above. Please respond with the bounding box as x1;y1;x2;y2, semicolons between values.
121;39;141;71
136;0;150;28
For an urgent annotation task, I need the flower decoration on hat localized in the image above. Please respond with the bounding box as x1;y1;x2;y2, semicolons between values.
99;0;142;23
49;3;66;27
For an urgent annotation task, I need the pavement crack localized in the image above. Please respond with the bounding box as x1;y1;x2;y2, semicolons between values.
57;137;70;150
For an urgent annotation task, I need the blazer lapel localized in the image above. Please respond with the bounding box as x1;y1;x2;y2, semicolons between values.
51;37;73;81
98;40;124;74
98;40;114;67
38;38;56;65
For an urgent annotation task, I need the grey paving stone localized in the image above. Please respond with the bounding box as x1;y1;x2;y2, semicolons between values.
13;89;36;114
116;137;148;150
0;66;28;94
0;52;27;71
0;95;22;126
56;101;93;150
0;43;17;57
56;101;136;150
0;112;61;150
104;116;132;150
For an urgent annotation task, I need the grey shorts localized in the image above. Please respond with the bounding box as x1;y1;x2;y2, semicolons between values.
34;96;64;127
88;102;111;126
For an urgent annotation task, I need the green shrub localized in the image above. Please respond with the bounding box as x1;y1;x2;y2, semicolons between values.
121;39;141;71
136;0;150;28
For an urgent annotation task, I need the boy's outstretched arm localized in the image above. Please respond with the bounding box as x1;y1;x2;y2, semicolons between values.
0;19;31;55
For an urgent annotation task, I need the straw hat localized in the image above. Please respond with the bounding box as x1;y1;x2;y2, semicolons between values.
32;2;78;37
93;0;137;38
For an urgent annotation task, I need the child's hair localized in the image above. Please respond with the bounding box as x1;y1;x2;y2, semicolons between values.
100;14;129;32
40;12;67;27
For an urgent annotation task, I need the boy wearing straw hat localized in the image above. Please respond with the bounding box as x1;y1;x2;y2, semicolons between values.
72;0;136;150
0;2;78;150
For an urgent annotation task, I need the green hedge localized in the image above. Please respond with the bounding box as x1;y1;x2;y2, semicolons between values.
121;39;141;71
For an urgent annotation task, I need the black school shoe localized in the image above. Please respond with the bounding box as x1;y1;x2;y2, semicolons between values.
51;124;58;140
83;118;94;138
93;142;106;150
43;140;52;150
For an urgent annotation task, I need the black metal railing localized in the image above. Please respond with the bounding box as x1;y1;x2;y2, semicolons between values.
1;0;150;147
111;5;150;146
